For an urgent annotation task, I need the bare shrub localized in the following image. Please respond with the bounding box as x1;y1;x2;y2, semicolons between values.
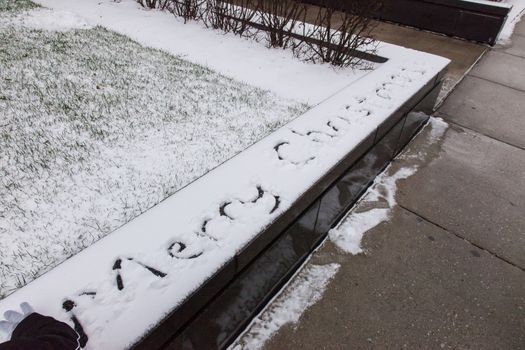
134;0;381;68
162;0;208;22
136;0;171;9
257;0;307;48
204;0;260;37
297;0;381;67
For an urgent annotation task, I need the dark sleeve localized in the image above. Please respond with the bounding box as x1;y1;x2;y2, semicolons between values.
0;313;79;350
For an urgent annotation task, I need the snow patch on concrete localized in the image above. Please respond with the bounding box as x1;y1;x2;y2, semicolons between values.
329;166;416;254
329;117;448;255
498;0;525;44
428;116;449;141
232;263;340;350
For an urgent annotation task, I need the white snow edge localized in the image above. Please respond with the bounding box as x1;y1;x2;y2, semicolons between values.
498;0;525;44
230;263;340;350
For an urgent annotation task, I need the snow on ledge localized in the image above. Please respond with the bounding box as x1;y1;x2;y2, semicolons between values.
0;55;448;350
0;3;449;350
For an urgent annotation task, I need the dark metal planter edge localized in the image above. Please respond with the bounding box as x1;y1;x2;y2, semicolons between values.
301;0;511;45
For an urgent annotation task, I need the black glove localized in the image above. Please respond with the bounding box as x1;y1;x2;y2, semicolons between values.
0;311;79;350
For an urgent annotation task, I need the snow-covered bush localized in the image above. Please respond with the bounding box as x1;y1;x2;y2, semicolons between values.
168;0;208;22
257;0;306;48
204;0;259;36
136;0;170;9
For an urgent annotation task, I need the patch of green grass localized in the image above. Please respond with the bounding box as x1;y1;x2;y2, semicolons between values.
0;0;38;12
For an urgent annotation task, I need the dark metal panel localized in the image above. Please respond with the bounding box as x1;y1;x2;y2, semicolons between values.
133;259;237;350
396;84;442;154
314;115;406;235
174;201;322;349
457;10;506;44
376;0;510;45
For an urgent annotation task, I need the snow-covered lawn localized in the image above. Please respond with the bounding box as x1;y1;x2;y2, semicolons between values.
0;4;308;298
0;0;37;11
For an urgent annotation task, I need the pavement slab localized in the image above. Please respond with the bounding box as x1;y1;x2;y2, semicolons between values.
396;124;525;269
499;33;525;58
516;18;525;37
470;51;525;92
262;207;525;350
437;75;525;149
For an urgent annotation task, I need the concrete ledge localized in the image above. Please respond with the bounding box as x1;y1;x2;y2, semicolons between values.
134;71;446;350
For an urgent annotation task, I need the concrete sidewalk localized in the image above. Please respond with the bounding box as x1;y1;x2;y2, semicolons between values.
235;19;525;350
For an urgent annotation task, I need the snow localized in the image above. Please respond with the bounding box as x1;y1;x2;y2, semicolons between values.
329;117;448;255
463;0;511;8
0;2;450;349
231;263;340;350
498;0;525;43
0;7;92;31
428;116;449;141
328;167;416;254
0;0;38;12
